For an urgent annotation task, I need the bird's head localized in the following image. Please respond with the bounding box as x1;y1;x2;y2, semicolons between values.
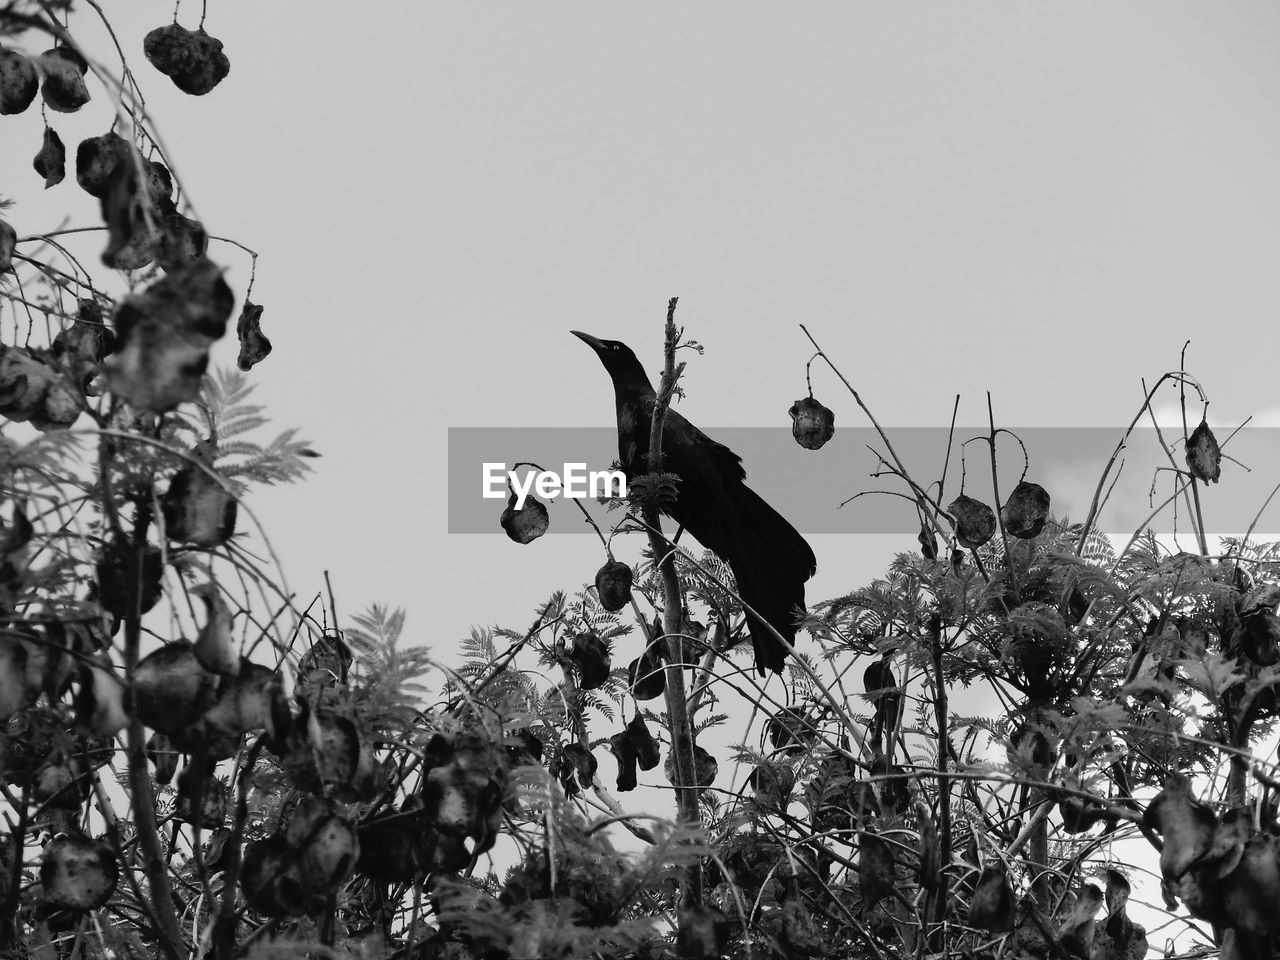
571;331;653;393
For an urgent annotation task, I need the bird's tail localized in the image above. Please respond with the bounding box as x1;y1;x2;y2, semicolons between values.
726;484;817;675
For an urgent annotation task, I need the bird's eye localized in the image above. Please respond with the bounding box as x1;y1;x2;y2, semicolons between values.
611;345;619;351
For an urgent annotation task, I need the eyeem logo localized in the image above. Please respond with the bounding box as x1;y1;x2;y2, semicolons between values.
483;463;627;509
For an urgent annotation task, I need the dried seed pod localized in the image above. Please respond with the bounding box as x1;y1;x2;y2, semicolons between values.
241;835;306;916
103;257;234;412
146;731;179;785
175;764;227;828
1186;419;1221;484
858;831;896;906
0;637;29;721
555;742;597;798
0;47;38;114
626;713;661;770
40;835;117;910
0;219;13;275
145;161;173;203
607;731;638;792
1058;794;1112;834
235;299;271;370
664;744;717;789
297;632;352;689
144;24;230;96
33;127;66;188
918;525;938;560
1000;480;1051;539
156;207;208;272
594;559;633;612
162;452;237;547
1143;773;1218;881
133;640;217;733
37;46;89;113
947;494;996;549
99;166;158;271
766;705;818;753
95;539;163;619
677;904;732;960
356;796;429;884
789;396;835;450
75;131;130;199
284;796;360;898
33;753;87;810
0;345;63;422
73;658;128;739
747;761;795;806
628;646;665;701
779;899;823;956
1057;883;1103;958
500;489;548;543
1221;833;1280;935
568;631;611;690
197;659;290;750
968;864;1014;934
1092;870;1148;960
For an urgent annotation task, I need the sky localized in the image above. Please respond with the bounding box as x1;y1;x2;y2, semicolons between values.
4;3;1279;646
4;2;1280;947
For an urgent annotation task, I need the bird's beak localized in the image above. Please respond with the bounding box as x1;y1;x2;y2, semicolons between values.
571;330;606;353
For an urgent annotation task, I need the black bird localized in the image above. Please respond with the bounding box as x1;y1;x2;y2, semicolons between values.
573;331;816;675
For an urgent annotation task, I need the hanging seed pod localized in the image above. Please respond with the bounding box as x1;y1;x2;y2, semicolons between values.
664;745;717;789
1143;773;1218;881
594;559;632;612
356;796;429;884
37;46;89;113
870;757;910;816
73;658;128;739
175;764;227;829
1000;480;1051;539
33;127;66;188
500;489;548;544
100;166;159;271
144;24;230;96
628;645;665;701
146;732;179;785
626;713;661;770
133;640;218;733
1092;870;1148;960
948;494;996;549
0;46;38;114
0;220;13;275
0;637;29;721
1057;883;1103;958
297;631;353;689
144;160;173;203
1058;794;1112;834
747;761;795;807
556;742;597;797
1221;833;1280;936
677;904;732;960
569;631;611;691
918;525;937;560
789;396;835;450
33;754;87;811
103;257;234;413
156;208;209;272
766;705;818;753
196;660;290;752
235;299;271;370
162;448;237;547
95;539;164;619
192;583;237;675
75;131;130;199
968;864;1015;934
1186;419;1221;484
40;835;117;910
607;731;638;792
241;835;307;917
858;831;896;906
283;796;360;898
0;346;62;422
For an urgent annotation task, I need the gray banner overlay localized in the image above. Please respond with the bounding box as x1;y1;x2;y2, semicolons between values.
448;427;1280;536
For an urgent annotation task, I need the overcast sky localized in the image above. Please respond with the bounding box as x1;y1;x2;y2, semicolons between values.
4;0;1280;671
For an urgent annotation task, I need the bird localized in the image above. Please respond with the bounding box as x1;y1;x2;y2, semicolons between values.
572;331;816;675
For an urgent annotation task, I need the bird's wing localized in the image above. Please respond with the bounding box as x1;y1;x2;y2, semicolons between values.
654;407;746;486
